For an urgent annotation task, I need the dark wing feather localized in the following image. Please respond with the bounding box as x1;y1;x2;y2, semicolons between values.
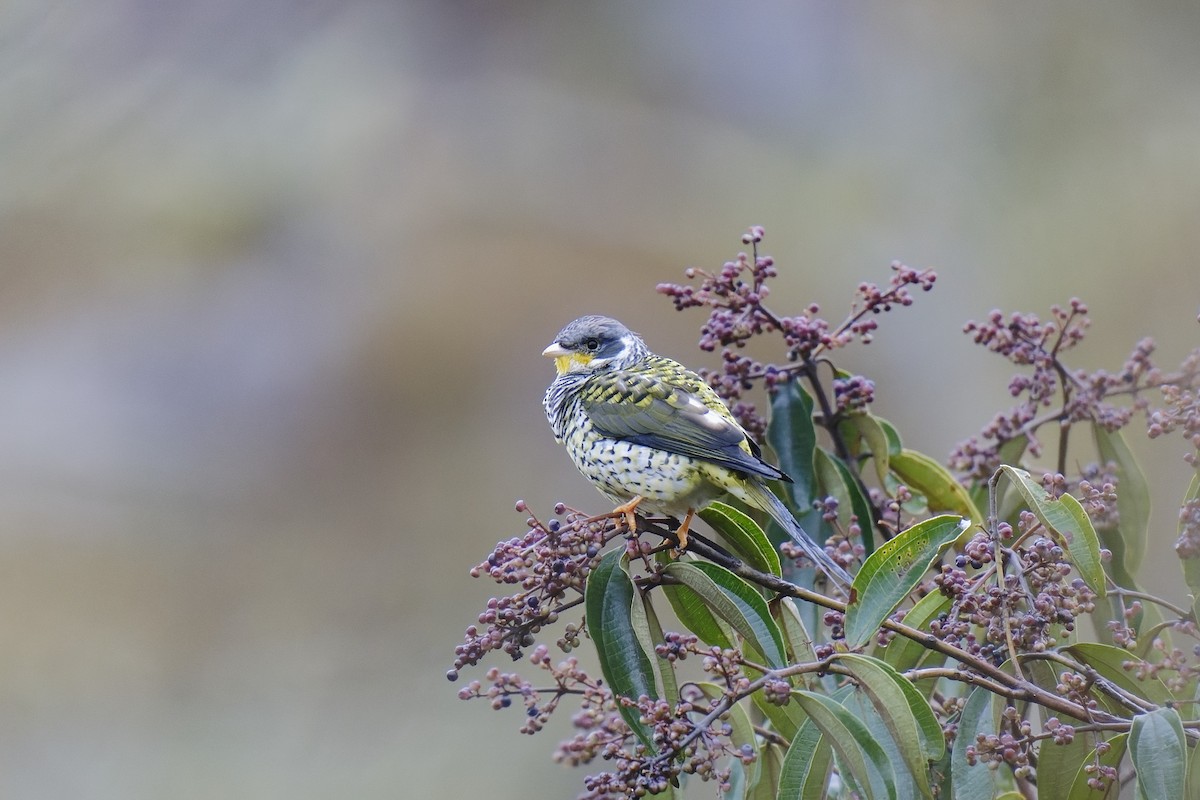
580;364;788;482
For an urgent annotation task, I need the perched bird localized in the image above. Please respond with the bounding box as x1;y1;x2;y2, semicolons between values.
542;314;853;586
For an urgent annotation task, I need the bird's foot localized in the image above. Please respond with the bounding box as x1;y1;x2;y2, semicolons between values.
673;508;696;552
611;495;644;533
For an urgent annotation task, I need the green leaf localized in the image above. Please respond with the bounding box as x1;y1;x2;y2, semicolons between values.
658;553;736;651
999;466;1107;598
768;380;831;546
585;549;657;750
843;411;892;484
1065;642;1172;705
891;449;984;528
1038;728;1107;800
662;561;787;668
835;654;942;797
699;501;782;578
634;590;679;703
815;446;877;556
877;589;952;672
1065;733;1126;800
747;742;784;800
778;719;833;800
793;690;897;800
1093;425;1150;576
876;416;904;457
844;515;969;649
1130;707;1186;800
775;597;819;683
842;690;922;800
951;686;1013;800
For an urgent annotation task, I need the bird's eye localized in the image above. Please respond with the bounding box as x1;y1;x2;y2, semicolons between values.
584;338;600;352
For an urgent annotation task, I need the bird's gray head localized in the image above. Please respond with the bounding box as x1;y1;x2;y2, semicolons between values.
542;315;647;375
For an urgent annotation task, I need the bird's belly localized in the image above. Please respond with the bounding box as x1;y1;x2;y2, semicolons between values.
565;426;720;516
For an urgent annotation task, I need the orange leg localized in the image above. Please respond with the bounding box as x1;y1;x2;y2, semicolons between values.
674;508;696;550
612;495;644;532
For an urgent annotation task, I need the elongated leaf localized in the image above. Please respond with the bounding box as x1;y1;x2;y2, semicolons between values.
778;719;833;800
817;446;877;556
1000;466;1107;598
878;589;952;672
951;686;1012;800
891;449;984;527
585;549;657;749
844;516;969;648
794;690;897;800
1130;707;1186;800
768;380;831;546
1065;733;1126;800
836;654;940;797
1187;732;1200;800
700;501;782;578
663;561;787;668
838;654;944;761
1093;425;1150;575
657;553;736;651
1066;642;1172;705
775;597;819;682
747;742;784;800
842;690;921;800
843;411;892;484
1038;728;1106;800
635;591;679;703
877;416;904;457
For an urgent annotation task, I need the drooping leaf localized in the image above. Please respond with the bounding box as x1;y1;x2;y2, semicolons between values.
1065;733;1126;800
774;597;819;684
842;690;923;800
999;465;1107;598
1065;642;1172;705
699;501;782;578
662;561;787;668
1093;425;1150;576
844;515;969;648
634;590;678;703
778;719;833;800
768;380;831;546
657;553;736;651
843;411;892;485
815;446;877;556
891;449;984;528
585;549;657;749
1038;728;1107;800
950;686;1013;800
836;653;942;797
1130;707;1186;800
793;690;897;800
747;742;784;800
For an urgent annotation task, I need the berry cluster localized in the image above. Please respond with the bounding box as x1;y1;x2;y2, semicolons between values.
951;299;1200;483
566;690;750;799
657;226;935;436
964;705;1035;779
448;502;619;677
931;525;1097;664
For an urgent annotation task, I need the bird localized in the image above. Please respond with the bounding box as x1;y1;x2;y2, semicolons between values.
541;314;853;586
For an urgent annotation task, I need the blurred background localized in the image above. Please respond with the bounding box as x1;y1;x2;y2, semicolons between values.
1;2;1198;797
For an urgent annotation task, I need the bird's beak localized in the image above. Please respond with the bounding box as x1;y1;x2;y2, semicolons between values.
542;342;569;358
